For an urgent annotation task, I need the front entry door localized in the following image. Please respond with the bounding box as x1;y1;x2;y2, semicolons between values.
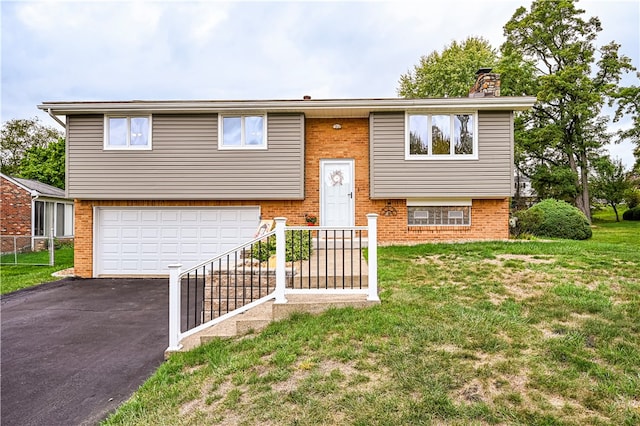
320;159;354;226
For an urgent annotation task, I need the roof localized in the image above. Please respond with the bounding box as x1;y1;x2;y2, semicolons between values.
39;96;537;119
1;173;67;199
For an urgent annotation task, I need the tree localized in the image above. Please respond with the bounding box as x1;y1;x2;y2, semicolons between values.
1;118;63;177
18;137;66;189
397;36;498;98
591;156;630;221
612;78;640;174
502;0;635;221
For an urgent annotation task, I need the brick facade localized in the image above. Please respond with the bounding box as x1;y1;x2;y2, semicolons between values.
1;177;32;233
74;117;510;277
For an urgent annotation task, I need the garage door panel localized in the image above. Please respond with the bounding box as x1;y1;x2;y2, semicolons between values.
96;207;260;276
121;228;140;239
141;210;159;221
180;228;198;238
161;228;179;238
141;228;159;239
200;211;220;222
200;228;218;238
121;211;140;221
161;211;179;221
122;243;139;254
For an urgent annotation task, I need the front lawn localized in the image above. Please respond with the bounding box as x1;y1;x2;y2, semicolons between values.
104;221;639;425
0;245;74;294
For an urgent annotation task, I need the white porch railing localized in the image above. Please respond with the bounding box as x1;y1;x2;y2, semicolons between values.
166;213;378;353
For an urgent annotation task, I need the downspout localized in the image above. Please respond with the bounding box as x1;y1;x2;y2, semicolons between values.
46;108;66;128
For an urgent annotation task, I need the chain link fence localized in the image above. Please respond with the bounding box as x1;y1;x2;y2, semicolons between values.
0;232;56;266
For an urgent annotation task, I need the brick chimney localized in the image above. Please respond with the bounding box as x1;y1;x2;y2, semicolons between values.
469;68;500;97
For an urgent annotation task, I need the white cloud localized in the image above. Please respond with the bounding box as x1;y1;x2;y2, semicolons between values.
1;0;637;167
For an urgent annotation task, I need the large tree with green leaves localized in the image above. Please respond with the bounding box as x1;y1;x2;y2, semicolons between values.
397;36;498;98
502;0;635;221
1;118;64;178
591;156;630;221
612;77;640;174
18;137;66;189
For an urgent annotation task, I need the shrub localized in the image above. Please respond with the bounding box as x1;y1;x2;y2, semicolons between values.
515;199;592;240
624;188;640;209
254;230;313;262
622;206;640;221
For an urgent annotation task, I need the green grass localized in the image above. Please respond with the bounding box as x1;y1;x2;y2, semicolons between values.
104;221;640;425
0;245;74;294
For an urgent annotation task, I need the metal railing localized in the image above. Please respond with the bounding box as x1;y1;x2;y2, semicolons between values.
167;214;379;353
285;227;367;292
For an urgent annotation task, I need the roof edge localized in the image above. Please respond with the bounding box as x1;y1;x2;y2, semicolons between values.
38;96;537;115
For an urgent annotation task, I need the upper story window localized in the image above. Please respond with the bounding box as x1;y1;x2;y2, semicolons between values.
219;115;266;149
406;113;477;160
104;116;152;150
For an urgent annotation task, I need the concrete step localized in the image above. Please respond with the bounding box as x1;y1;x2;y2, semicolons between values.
271;294;378;321
178;294;379;352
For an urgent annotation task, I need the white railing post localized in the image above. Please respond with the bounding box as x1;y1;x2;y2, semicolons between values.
274;217;288;304
167;264;183;352
366;214;380;302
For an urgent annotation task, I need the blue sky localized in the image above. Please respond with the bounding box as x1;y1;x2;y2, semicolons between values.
1;0;638;166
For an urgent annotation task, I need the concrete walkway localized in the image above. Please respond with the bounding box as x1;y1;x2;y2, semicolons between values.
1;278;168;426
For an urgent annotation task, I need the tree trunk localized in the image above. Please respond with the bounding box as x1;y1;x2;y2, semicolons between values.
578;150;591;223
611;203;619;222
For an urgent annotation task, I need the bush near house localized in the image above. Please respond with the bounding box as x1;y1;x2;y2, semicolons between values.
513;199;592;240
255;230;313;262
622;206;640;221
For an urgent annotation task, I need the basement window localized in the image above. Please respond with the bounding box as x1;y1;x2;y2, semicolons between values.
407;199;471;226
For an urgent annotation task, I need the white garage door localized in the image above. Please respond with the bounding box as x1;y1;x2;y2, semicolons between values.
95;207;260;276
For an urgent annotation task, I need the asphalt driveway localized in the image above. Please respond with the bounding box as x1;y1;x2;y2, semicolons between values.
1;278;169;426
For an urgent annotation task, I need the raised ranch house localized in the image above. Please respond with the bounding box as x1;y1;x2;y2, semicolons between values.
39;71;535;278
0;173;74;252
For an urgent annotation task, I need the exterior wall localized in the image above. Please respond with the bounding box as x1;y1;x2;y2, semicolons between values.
0;177;32;253
66;113;305;200
74;117;510;277
370;111;514;197
1;176;32;235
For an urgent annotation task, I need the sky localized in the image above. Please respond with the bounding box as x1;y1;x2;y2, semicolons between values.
1;0;639;167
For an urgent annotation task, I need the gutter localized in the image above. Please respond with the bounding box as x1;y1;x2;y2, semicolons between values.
38;96;538;115
46;108;66;128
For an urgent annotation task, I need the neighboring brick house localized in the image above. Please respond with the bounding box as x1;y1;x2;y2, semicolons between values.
39;70;535;278
1;173;74;252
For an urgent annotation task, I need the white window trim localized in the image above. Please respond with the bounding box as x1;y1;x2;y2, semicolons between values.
218;114;268;150
405;112;478;160
104;115;153;150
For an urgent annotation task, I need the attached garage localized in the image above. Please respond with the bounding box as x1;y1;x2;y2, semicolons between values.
94;207;260;276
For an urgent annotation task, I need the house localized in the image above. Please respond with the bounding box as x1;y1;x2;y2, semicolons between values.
513;171;537;209
39;70;535;278
0;173;74;252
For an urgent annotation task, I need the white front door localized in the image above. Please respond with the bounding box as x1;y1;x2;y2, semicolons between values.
320;159;354;226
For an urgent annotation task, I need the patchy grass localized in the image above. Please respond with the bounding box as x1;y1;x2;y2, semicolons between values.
104;221;640;425
0;245;74;294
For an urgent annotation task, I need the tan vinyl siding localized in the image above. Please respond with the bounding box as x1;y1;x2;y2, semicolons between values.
67;114;304;199
370;111;514;198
